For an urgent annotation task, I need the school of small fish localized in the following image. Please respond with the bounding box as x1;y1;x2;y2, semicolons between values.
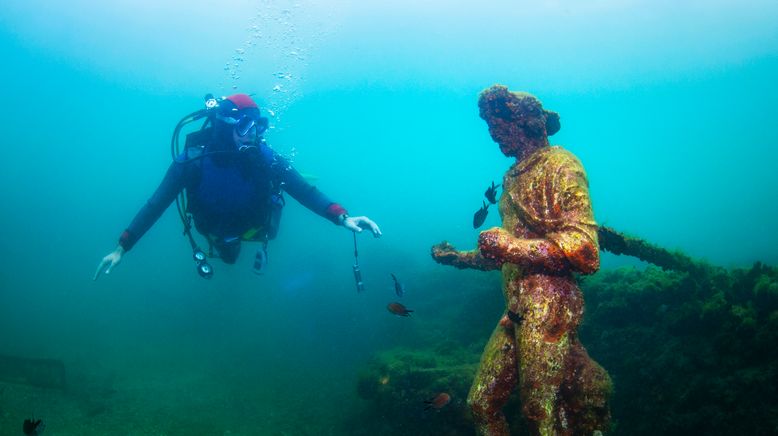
473;181;500;229
372;181;499;409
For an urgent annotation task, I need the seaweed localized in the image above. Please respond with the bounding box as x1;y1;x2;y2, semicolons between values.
579;262;778;435
354;262;778;435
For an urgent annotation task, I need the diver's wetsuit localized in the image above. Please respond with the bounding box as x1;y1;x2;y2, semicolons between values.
118;140;345;262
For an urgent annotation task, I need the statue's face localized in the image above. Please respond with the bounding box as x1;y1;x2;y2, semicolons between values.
479;86;548;158
487;119;535;157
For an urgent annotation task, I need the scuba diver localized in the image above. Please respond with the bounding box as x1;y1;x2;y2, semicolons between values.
94;93;381;280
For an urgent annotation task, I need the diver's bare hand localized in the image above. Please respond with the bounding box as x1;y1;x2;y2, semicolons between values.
342;215;382;237
93;246;125;280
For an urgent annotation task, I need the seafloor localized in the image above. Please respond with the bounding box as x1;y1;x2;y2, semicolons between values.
1;260;776;435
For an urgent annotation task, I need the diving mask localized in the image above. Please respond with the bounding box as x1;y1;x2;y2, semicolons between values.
216;112;269;137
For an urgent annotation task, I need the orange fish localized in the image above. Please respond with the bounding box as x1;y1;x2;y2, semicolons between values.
387;302;413;317
424;392;451;410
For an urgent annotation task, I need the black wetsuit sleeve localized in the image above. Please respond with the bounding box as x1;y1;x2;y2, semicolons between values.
119;161;190;251
277;158;346;224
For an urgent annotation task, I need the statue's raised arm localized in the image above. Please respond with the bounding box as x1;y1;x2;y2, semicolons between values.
431;241;502;271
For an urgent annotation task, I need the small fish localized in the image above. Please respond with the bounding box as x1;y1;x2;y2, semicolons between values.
23;418;45;435
390;273;405;297
507;310;524;324
485;181;501;204
473;200;489;229
424;392;451;411
387;302;413;317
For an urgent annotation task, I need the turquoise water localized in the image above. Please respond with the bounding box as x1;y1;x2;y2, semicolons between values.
1;1;777;434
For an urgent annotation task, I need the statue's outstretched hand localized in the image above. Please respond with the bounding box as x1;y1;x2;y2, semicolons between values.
431;242;460;263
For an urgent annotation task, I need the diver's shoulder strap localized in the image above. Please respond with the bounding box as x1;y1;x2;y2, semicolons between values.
184;126;213;151
256;140;287;186
185;145;205;161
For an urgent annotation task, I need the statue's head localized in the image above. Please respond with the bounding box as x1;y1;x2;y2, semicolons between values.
478;85;560;158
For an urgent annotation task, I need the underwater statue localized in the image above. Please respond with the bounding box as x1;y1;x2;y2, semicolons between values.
432;85;611;435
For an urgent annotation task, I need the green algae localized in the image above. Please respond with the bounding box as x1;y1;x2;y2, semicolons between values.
579;262;778;435
354;262;778;435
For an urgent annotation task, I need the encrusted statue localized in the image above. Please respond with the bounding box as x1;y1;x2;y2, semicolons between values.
432;85;611;435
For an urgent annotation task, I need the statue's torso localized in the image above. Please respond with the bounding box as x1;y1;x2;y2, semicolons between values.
497;146;598;304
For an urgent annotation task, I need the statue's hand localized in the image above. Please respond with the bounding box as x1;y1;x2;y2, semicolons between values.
432;240;503;271
478;227;510;260
431;241;459;263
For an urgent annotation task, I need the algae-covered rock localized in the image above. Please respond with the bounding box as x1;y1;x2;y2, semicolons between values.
355;262;778;435
579;263;778;435
352;347;482;435
754;275;778;311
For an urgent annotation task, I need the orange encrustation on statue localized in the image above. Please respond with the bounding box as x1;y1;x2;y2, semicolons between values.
432;85;611;436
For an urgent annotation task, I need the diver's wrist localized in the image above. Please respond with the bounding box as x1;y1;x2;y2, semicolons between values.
338;214;349;225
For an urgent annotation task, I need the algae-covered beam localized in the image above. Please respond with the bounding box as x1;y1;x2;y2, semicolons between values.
597;225;705;274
